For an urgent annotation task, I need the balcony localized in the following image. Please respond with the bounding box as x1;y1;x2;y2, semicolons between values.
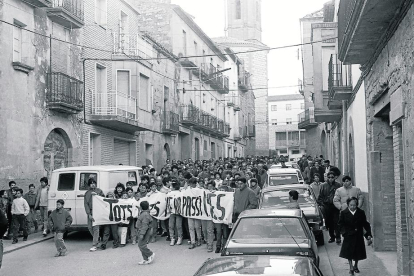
181;105;200;126
24;0;52;7
275;139;306;149
328;54;352;101
238;70;251;92
338;0;408;64
90;90;151;133
204;64;229;94
46;0;84;29
298;107;318;129
47;72;83;114
113;33;152;63
224;123;231;137
162;111;180;135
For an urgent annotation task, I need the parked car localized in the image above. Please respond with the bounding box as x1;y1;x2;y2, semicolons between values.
259;184;324;245
48;165;142;231
266;167;304;187
222;209;319;266
194;255;324;276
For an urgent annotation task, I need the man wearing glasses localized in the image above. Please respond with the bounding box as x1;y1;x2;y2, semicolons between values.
317;171;342;244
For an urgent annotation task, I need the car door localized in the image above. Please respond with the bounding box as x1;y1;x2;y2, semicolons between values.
302;216;318;263
51;172;77;224
75;171;98;226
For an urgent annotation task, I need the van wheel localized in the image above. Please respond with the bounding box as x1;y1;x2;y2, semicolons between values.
316;231;324;246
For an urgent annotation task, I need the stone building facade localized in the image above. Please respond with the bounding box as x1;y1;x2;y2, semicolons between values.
215;0;269;156
0;0;84;190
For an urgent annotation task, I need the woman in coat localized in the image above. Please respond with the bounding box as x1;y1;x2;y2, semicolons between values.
338;197;372;275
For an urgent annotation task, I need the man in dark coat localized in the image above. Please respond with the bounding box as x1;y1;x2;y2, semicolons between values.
317;171;342;244
310;161;325;183
338;197;372;275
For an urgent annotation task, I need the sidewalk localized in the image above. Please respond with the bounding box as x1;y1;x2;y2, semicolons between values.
3;232;53;254
322;231;398;276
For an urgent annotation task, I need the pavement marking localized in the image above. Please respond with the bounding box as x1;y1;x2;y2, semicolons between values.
4;236;54;255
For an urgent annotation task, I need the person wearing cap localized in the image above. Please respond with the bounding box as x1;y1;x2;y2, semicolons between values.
48;199;72;257
84;178;105;252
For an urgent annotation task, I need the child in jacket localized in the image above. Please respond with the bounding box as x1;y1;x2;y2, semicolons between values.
136;201;155;265
48;199;72;257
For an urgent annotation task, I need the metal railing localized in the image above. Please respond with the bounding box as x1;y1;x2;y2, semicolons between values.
217;119;224;133
92;90;137;120
181;104;200;124
162;111;180;133
113;33;152;60
328;54;352;95
298;107;316;125
48;72;83;109
224;123;230;135
52;0;84;20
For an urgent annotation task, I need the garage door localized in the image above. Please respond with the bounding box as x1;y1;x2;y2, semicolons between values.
114;139;130;165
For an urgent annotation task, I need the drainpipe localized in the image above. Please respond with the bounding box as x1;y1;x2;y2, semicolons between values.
342;100;348;176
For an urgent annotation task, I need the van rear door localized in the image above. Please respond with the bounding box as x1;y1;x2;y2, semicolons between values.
52;172;77;224
75;172;98;226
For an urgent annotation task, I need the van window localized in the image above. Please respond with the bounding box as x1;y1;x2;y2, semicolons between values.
80;173;98;191
57;173;76;191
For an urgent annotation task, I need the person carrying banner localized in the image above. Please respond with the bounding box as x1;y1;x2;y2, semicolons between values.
168;181;183;246
187;178;202;249
100;192;119;249
84;178;105;252
136;201;155;265
201;182;216;252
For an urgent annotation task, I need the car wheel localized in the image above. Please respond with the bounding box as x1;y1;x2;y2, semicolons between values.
316;231;324;246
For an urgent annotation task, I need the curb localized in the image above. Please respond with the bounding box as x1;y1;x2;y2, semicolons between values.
4;236;54;255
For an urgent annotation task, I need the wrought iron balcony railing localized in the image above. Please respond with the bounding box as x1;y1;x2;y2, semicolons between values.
47;72;83;113
162;111;180;134
92;90;137;120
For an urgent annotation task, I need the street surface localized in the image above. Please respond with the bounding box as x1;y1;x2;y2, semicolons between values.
2;231;393;276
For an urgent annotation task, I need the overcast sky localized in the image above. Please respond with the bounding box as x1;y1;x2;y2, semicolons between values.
171;0;329;96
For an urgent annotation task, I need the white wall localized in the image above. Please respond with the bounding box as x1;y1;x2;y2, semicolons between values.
347;65;368;192
268;98;304;125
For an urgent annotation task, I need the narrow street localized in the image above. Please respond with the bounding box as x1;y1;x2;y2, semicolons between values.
1;231;394;276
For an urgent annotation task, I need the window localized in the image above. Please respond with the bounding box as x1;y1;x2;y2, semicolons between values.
95;0;107;26
271;105;277;111
292;149;300;154
13;25;22;62
271;119;277;125
139;74;151;111
204;140;208;151
57;173;76;191
80;173;98;191
279;149;288;154
286;104;292;110
117;70;130;95
301;103;305;109
276;132;286;142
286;118;292;125
235;0;241;19
182;30;187;55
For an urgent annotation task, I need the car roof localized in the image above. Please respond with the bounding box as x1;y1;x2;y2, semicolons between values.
239;208;303;218
262;184;310;192
268;168;299;174
195;255;312;276
52;165;142;173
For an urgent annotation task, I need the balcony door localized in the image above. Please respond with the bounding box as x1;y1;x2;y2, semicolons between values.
120;11;129;53
194;138;200;160
95;64;107;115
116;70;132;118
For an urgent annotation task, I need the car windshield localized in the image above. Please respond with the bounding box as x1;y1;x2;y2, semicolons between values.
262;189;315;207
232;217;307;242
269;175;299;185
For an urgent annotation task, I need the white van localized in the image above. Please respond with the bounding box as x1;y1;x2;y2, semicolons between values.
266;167;304;187
48;165;142;231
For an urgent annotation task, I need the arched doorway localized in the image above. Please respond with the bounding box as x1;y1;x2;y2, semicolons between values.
320;130;326;158
163;143;171;163
43;129;71;176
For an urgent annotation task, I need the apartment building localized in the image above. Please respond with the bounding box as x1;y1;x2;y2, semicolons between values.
269;94;306;160
0;0;84;189
135;1;238;160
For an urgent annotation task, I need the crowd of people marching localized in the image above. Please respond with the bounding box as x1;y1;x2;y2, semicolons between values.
0;154;373;273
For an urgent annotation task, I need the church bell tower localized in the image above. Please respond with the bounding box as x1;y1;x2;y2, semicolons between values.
226;0;262;41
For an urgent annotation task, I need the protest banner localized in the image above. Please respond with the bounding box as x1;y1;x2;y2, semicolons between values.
93;188;234;226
